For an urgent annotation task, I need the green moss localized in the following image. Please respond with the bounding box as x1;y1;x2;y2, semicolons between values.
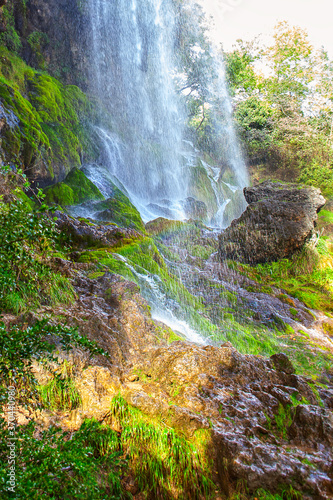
93;183;145;232
188;244;215;260
87;271;106;280
237;245;333;314
44;182;75;206
45;169;104;206
318;209;333;225
12;187;35;210
0;6;22;54
0;48;96;178
146;217;202;239
64;168;104;203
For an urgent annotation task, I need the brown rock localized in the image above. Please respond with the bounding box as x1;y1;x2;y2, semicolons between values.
218;180;326;264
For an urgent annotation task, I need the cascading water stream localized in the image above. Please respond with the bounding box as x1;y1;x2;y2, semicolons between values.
87;0;187;215
80;0;250;344
114;254;207;345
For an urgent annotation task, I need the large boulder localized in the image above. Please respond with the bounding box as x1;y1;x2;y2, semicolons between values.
218;180;326;264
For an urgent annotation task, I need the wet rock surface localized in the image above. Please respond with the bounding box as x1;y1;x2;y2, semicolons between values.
13;259;332;499
54;210;141;249
219;180;326;264
182;196;208;221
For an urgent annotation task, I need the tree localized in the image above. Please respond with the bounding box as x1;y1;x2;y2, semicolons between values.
224;21;333;193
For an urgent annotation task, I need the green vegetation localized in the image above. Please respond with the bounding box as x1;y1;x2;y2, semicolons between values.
45;168;104;206
274;404;293;439
93;183;145;232
0;319;106;405
78;237;225;342
0;394;216;499
0;4;22;54
27;31;49;68
108;394;215;499
0;171;75;314
225;22;333;195
0;46;96;179
39;361;82;411
237;242;333;313
0;417;127;499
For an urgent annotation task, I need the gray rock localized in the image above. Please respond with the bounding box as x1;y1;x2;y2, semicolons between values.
219;180;326;264
183;197;208;221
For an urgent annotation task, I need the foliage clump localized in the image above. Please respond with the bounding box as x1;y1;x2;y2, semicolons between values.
108;394;215;499
0;167;75;314
224;21;333;197
0;318;106;405
0;417;127;499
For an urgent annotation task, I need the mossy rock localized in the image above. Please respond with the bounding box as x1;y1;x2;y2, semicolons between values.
13;187;35;210
146;218;189;236
64;168;104;204
187;161;218;218
222;189;247;227
0;48;97;184
44;168;104;206
44;182;75;206
93;183;145;233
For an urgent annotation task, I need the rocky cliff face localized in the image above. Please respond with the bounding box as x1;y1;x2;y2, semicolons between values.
0;0;97;185
0;0;87;85
11;258;332;499
23;0;88;86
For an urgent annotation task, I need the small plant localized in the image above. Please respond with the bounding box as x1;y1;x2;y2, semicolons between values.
39;361;82;411
0;319;107;405
0;169;75;314
0;7;22;53
274;404;293;439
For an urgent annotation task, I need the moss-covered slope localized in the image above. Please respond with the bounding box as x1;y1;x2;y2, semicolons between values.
0;47;97;185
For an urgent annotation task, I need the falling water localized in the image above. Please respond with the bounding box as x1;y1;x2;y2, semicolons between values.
79;0;250;343
115;254;206;345
87;0;187;217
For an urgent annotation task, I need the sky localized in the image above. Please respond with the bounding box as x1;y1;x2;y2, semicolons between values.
199;0;333;57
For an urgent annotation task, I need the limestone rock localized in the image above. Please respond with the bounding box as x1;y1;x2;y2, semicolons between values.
219;180;326;264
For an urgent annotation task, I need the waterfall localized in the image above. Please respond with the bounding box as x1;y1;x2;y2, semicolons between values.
86;0;248;225
87;0;187;218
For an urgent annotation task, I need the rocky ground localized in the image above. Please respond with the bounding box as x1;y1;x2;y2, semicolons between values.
5;260;333;498
2;180;333;499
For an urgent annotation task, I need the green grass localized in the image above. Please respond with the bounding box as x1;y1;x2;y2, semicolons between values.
236;240;333;313
0;266;76;315
109;394;215;499
0;417;128;499
39;361;82;411
318;209;333;225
